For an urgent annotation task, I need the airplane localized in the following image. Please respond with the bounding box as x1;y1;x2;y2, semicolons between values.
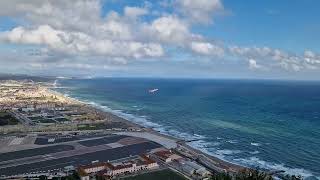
148;88;159;93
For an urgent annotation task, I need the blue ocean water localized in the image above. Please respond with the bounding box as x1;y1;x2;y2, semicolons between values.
56;78;320;178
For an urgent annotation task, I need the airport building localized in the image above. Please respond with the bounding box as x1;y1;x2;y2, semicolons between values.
154;150;182;163
77;155;159;179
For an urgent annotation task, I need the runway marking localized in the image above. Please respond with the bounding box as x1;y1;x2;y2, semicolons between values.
9;137;24;146
26;161;76;173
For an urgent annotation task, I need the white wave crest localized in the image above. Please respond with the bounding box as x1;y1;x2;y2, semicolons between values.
249;150;260;155
216;149;242;155
251;142;261;146
57;91;318;179
226;140;238;144
234;156;317;179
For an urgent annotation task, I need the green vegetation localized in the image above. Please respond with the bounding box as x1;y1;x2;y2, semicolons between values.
77;123;106;130
29;116;43;121
211;172;232;180
64;171;80;180
55;117;70;122
0;111;19;126
210;169;303;180
38;118;56;123
282;174;303;180
234;169;273;180
30;116;56;123
121;169;187;180
40;172;80;180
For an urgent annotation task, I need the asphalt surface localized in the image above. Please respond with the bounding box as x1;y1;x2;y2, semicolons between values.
0;145;75;162
34;136;79;145
78;135;128;147
0;141;161;176
34;134;107;145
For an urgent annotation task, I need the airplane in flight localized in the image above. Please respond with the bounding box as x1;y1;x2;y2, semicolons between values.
148;88;159;93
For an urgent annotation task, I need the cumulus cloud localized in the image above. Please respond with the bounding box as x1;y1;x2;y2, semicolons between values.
0;25;164;59
176;0;223;24
248;59;262;70
1;25;64;47
0;0;319;77
124;6;148;18
228;46;320;71
304;50;320;65
190;42;224;57
0;0;168;61
0;0;43;16
146;16;223;56
0;1;257;66
1;0;215;63
148;15;191;45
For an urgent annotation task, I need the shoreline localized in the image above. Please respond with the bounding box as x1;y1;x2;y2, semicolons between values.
49;85;320;179
3;80;317;178
49;87;248;173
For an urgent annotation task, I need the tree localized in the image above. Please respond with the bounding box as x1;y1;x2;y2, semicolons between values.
235;169;273;180
283;175;303;180
39;175;48;180
210;172;233;180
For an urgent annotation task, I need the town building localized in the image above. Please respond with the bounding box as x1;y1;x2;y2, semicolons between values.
179;159;211;177
77;155;159;178
154;150;182;163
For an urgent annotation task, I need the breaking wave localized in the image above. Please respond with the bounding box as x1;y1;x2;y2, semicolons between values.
57;90;319;179
234;156;318;179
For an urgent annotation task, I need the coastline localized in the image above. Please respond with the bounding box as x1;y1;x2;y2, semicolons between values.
3;80;317;178
49;87;248;174
47;84;320;179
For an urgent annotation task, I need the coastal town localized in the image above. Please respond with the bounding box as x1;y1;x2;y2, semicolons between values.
0;79;291;180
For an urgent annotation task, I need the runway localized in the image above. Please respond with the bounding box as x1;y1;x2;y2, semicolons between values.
0;134;162;176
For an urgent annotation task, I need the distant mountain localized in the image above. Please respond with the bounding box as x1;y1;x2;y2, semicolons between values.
0;73;54;82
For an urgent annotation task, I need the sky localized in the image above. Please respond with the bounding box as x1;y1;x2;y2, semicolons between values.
0;0;319;80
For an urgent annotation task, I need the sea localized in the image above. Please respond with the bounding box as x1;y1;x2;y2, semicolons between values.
54;78;320;179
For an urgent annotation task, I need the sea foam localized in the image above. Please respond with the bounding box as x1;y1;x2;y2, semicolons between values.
234;156;318;179
58;88;319;179
250;142;261;146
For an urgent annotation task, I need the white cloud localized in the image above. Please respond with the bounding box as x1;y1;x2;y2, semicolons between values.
0;0;43;16
228;46;320;71
0;0;169;62
0;0;319;78
124;6;148;18
176;0;223;24
1;25;64;48
0;0;224;63
190;41;224;57
303;50;320;66
148;15;191;45
0;25;164;59
304;50;315;58
248;59;262;70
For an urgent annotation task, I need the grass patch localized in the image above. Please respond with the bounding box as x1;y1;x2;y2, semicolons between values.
55;117;69;122
29;116;43;121
77;123;106;130
0;112;19;126
121;169;187;180
38;118;56;123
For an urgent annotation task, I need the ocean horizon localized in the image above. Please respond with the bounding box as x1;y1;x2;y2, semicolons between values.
55;78;320;179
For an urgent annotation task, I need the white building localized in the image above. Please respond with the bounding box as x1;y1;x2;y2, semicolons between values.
77;155;159;178
79;162;107;174
180;160;211;177
154;150;182;163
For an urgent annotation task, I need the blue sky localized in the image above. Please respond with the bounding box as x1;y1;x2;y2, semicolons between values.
214;0;320;52
0;0;319;80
